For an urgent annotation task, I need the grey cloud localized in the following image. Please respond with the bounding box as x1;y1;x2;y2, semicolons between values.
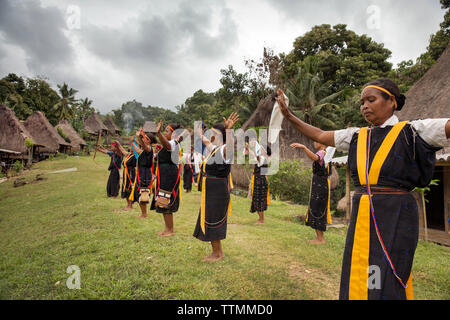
81;0;239;68
0;0;75;75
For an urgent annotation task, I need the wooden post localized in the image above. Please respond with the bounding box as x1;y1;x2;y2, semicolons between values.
345;164;351;224
421;193;428;242
444;168;450;234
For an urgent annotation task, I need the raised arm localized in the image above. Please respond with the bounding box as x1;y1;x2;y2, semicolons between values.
94;146;110;155
276;89;335;147
156;121;172;151
137;130;152;152
195;126;215;152
290;143;320;162
130;138;143;156
115;141;129;157
223;112;239;160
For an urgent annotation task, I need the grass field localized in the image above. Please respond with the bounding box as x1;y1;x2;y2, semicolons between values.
0;154;449;300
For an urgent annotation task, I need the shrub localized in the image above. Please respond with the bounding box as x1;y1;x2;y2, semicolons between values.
25;138;34;148
268;159;312;205
13;160;24;173
57;128;71;143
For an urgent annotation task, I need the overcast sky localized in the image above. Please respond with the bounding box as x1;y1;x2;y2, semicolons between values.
0;0;445;113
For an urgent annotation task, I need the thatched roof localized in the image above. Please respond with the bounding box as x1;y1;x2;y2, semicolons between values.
242;95;315;161
143;121;157;134
0;104;37;154
84;113;108;135
397;42;450;156
56;119;87;151
398;42;450;121
24;111;71;153
104;116;120;135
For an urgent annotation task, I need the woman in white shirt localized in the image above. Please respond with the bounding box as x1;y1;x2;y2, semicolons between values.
275;78;450;300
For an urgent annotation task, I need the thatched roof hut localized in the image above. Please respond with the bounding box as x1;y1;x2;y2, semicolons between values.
56;119;87;152
84;113;108;136
0;104;37;157
397;42;450;122
24;111;71;154
143;121;157;134
104;116;121;136
397;42;450;156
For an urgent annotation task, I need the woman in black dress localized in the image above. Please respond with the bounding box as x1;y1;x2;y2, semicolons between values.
118;139;137;211
244;141;271;224
275;79;450;299
95;143;123;198
151;121;183;237
291;141;332;244
183;146;195;193
193;112;239;262
117;131;156;219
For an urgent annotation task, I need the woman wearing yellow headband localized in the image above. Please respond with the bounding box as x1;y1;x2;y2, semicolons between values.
276;78;450;300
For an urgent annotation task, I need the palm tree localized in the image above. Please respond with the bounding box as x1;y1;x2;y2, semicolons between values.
53;83;78;120
78;97;94;122
285;56;349;130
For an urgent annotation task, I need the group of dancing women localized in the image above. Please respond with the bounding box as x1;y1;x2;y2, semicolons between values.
95;78;450;300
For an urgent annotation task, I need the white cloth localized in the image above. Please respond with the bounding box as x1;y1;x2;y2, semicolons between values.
334;115;449;152
268;94;289;144
219;144;233;164
193;152;202;173
168;139;177;151
254;141;261;157
324;146;336;166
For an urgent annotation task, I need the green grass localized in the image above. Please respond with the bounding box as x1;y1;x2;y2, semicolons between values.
0;154;449;300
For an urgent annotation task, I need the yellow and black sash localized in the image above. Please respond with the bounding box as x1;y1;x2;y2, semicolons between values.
349;121;413;300
122;154;133;193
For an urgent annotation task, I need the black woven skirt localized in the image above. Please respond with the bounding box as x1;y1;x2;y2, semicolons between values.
107;169;120;197
183;164;193;191
193;176;230;242
250;174;269;213
305;174;329;232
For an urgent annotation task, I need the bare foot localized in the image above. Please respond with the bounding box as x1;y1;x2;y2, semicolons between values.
254;220;265;225
161;232;175;237
203;254;224;262
121;207;133;211
158;230;175;237
308;239;326;245
138;215;148;219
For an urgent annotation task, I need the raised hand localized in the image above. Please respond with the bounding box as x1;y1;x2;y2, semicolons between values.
290;143;305;149
156;120;163;134
275;89;291;118
223;112;239;129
